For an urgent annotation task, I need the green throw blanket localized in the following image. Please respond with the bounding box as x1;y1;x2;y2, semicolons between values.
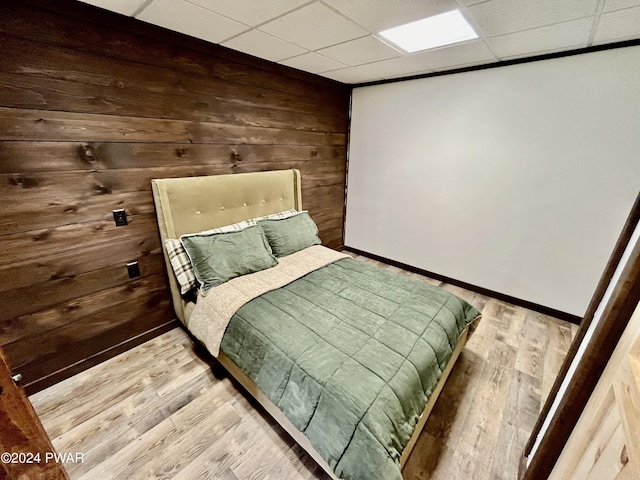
220;258;480;480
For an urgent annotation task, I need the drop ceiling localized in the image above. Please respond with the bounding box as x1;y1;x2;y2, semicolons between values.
79;0;640;84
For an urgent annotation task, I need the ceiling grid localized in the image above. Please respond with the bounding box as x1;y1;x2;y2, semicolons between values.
79;0;640;83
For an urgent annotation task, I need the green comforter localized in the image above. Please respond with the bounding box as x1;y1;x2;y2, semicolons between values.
220;258;480;480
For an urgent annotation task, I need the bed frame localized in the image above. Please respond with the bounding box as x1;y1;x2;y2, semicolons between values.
152;169;473;479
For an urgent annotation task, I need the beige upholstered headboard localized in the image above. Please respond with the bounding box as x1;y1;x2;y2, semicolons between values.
152;169;303;323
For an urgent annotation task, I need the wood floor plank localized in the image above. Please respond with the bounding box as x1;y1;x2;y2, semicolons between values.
30;252;577;480
455;341;517;461
514;311;549;381
423;349;486;446
489;370;541;480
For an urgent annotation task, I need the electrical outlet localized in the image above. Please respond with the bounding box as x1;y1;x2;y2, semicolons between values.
113;209;128;226
127;261;140;278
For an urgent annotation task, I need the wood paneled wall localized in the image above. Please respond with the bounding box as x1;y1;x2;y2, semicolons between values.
0;0;350;394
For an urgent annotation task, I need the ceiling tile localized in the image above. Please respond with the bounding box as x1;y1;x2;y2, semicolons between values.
486;17;592;59
603;0;640;12
320;67;380;83
419;40;496;70
357;53;435;78
78;0;147;16
457;0;490;5
593;5;640;44
468;0;600;37
137;0;248;44
259;2;367;50
317;36;402;66
323;0;458;33
279;52;348;73
222;30;306;61
186;0;311;27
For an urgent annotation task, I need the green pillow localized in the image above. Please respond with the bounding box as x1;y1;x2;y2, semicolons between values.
180;225;277;294
257;211;321;257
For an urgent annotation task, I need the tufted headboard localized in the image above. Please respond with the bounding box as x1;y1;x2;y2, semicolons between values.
152;169;302;323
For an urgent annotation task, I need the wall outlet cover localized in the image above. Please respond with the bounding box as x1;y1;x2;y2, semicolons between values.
113;209;128;226
127;261;140;278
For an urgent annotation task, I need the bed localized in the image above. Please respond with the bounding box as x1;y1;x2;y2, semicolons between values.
152;169;480;480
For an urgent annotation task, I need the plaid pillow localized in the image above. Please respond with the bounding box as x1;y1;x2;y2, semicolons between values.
165;239;197;295
246;209;299;224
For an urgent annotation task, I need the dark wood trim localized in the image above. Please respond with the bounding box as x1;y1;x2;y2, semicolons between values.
0;347;69;479
353;39;640;88
520;192;640;479
344;246;581;324
22;320;177;395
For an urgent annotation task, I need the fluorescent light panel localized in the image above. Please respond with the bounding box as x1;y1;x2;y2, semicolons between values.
379;10;478;53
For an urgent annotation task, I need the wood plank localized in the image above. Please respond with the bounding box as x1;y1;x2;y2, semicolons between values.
489;371;541;479
456;341;517;461
0;35;346;123
541;346;569;407
0;166;234;203
0;72;345;134
0;274;167;346
0;107;347;144
0;1;347;100
4;280;171;368
0;142;346;173
0;242;164;320
571;389;622;480
424;349;486;445
0;191;155;235
170;397;279;480
29;329;193;431
0;214;159;267
585;422;627;480
514;311;549;381
78;380;238;480
0;164;345;204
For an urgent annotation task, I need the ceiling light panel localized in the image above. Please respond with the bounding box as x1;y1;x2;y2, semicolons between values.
379;10;478;53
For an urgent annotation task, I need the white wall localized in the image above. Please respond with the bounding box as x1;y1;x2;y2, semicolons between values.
346;46;640;316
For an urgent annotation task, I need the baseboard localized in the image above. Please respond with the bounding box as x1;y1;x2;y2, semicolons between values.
24;319;178;395
345;247;582;325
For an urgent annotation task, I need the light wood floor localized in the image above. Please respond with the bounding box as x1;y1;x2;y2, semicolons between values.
30;252;577;480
